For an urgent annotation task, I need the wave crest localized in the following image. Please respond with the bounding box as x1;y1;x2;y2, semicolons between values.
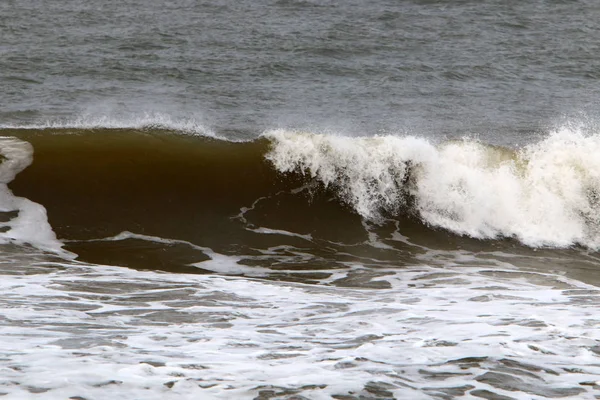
265;126;600;248
0;113;218;138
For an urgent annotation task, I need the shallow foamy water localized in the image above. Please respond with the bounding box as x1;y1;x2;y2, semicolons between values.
0;246;599;400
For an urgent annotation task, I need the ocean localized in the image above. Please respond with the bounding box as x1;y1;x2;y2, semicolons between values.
1;0;600;399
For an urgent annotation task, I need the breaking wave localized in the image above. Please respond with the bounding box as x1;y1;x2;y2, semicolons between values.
265;125;600;248
1;121;599;255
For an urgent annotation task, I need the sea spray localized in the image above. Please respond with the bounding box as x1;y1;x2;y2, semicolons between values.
265;126;600;248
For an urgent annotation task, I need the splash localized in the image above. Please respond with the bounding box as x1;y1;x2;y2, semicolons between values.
0;137;70;255
265;125;600;248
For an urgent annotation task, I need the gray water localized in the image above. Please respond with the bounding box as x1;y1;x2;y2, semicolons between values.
3;0;600;141
1;1;600;399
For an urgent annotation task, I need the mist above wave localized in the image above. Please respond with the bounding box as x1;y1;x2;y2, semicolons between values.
0;112;219;138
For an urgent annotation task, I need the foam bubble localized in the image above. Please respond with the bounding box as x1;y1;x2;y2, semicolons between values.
264;126;600;248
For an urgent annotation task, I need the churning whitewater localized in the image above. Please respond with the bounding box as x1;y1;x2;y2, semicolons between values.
4;0;600;397
0;137;66;254
267;125;600;248
0;120;599;399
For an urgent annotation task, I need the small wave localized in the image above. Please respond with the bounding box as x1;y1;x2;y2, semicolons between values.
264;125;600;248
0;112;221;139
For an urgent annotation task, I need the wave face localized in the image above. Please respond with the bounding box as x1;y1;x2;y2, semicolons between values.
266;126;600;248
1;123;599;274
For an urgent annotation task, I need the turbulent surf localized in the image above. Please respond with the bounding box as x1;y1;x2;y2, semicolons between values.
0;123;600;399
4;124;600;264
4;0;600;397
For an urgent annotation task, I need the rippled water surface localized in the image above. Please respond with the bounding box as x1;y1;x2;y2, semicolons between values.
2;0;600;140
1;0;600;399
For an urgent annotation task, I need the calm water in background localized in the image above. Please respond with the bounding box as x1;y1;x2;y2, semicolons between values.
1;1;600;399
2;0;600;140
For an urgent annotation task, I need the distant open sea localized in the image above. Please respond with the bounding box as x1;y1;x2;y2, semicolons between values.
1;0;600;398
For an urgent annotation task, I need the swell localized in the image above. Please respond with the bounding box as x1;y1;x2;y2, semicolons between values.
2;124;599;275
6;128;287;242
2;128;365;270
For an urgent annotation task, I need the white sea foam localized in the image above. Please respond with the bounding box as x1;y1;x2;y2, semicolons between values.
0;253;598;399
79;231;355;279
264;125;600;248
247;227;313;241
0;137;69;255
81;231;272;275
